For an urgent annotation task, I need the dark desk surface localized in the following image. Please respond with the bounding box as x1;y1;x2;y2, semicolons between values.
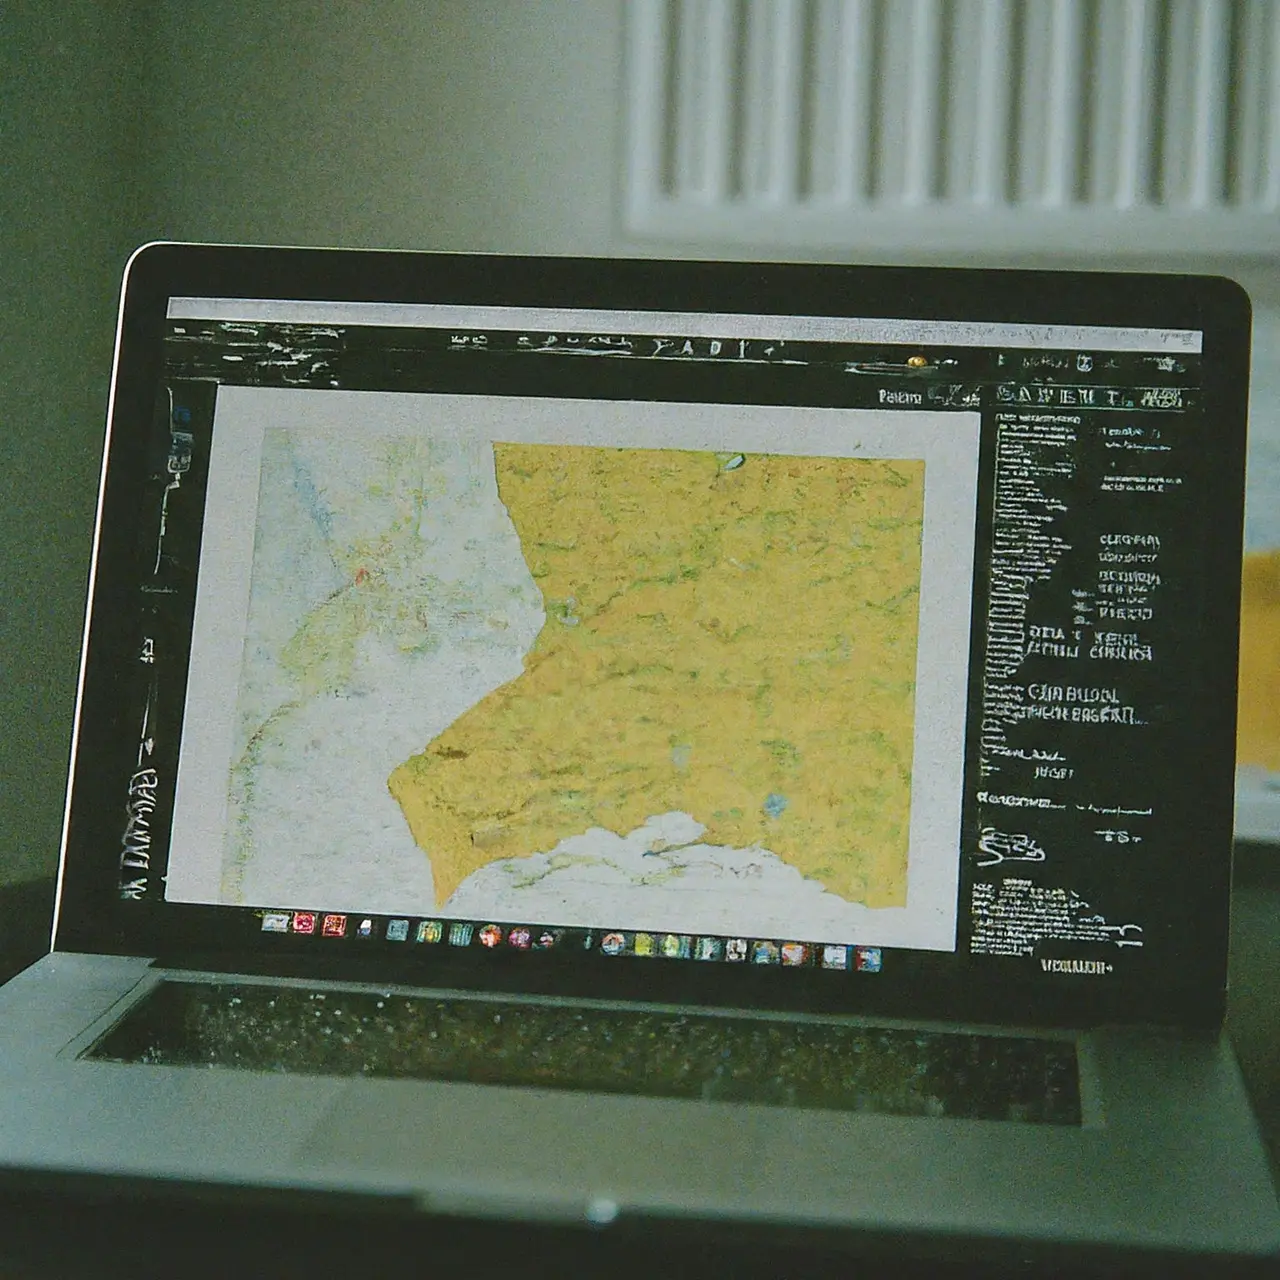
0;848;1275;1279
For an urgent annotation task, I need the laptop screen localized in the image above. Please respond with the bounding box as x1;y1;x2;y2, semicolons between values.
55;249;1248;1030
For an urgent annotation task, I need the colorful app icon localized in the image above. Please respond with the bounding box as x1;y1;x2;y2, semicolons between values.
534;929;561;950
821;944;850;970
321;913;347;938
415;919;443;944
855;945;883;972
660;933;691;959
507;926;532;949
751;939;780;965
695;936;723;962
633;932;655;957
291;912;317;935
385;918;410;942
261;912;290;934
357;918;373;938
601;932;626;956
780;942;809;966
479;923;503;948
448;921;474;946
725;937;748;962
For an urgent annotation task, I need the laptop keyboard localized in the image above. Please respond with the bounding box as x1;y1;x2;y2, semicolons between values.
87;981;1081;1125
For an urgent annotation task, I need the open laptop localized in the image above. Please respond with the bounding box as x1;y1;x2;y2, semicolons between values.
1;244;1276;1266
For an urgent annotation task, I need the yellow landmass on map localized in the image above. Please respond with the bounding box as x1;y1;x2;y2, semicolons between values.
1238;549;1280;772
388;444;924;908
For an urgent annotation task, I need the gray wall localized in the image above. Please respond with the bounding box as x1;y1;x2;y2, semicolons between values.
3;0;1276;887
141;1;624;254
1;4;145;884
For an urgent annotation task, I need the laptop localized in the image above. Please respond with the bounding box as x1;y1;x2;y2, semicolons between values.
1;243;1276;1266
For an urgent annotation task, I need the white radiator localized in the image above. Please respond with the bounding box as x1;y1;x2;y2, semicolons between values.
624;0;1280;254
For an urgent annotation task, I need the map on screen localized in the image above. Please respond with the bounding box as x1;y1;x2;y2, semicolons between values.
168;387;975;950
224;429;922;929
